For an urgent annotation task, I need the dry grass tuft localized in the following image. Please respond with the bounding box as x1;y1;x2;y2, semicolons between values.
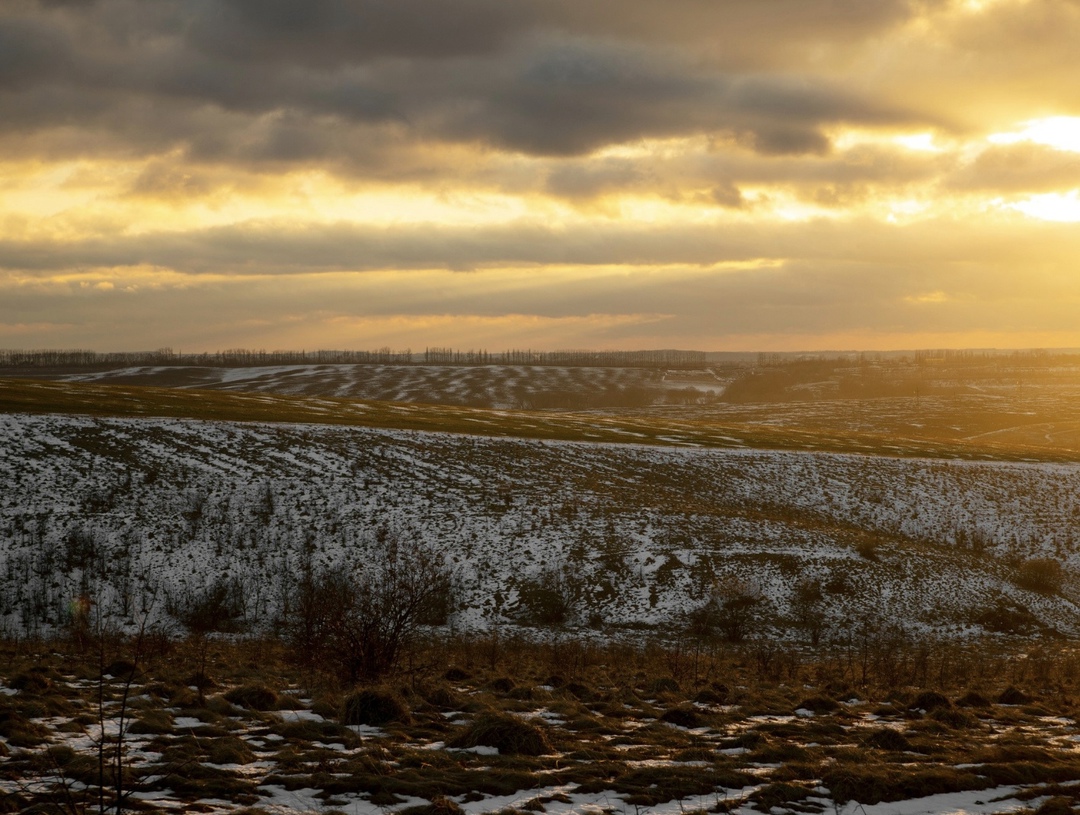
343;688;411;726
448;712;552;756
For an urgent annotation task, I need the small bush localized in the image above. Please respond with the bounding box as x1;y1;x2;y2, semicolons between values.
343;688;410;726
516;567;577;626
1016;558;1065;595
855;540;880;561
224;684;279;710
448;712;552;755
975;598;1040;634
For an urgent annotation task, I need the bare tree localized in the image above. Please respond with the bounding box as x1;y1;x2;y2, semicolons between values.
288;531;455;683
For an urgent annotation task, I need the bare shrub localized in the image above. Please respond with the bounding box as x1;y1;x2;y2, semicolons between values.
515;563;580;626
791;577;827;646
1015;558;1065;595
169;577;247;635
686;575;764;643
287;532;455;683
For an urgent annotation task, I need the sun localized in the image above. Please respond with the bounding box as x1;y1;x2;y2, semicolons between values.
989;116;1080;153
1006;191;1080;222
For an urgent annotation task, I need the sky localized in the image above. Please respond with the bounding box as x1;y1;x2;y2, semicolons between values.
3;0;1080;354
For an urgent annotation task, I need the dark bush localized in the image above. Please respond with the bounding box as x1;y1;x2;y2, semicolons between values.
685;577;764;643
975;598;1040;634
516;566;577;626
1016;557;1065;595
172;577;248;634
287;533;456;683
343;688;410;726
955;691;992;708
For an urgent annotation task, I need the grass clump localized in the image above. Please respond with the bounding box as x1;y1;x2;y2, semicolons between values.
956;691;992;708
911;691;951;712
822;765;982;805
207;735;257;765
863;728;912;751
128;708;175;735
343;688;410;726
796;695;839;713
448;712;552;756
399;798;466;815
0;709;51;747
659;706;702;728
749;782;818;813
224;683;279;710
998;686;1032;705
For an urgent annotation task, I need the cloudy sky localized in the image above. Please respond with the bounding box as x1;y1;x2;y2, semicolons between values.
3;0;1080;353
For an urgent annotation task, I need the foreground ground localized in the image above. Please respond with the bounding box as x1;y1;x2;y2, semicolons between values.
4;635;1080;815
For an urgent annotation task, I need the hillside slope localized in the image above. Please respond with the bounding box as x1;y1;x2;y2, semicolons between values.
2;410;1078;640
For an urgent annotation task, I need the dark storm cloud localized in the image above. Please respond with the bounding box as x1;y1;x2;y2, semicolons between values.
181;0;927;69
0;0;924;160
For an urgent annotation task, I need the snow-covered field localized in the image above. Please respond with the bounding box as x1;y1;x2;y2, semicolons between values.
2;411;1079;638
50;363;719;409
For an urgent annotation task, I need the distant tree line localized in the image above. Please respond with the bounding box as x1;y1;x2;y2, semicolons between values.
423;347;707;368
0;346;708;370
0;347;414;368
